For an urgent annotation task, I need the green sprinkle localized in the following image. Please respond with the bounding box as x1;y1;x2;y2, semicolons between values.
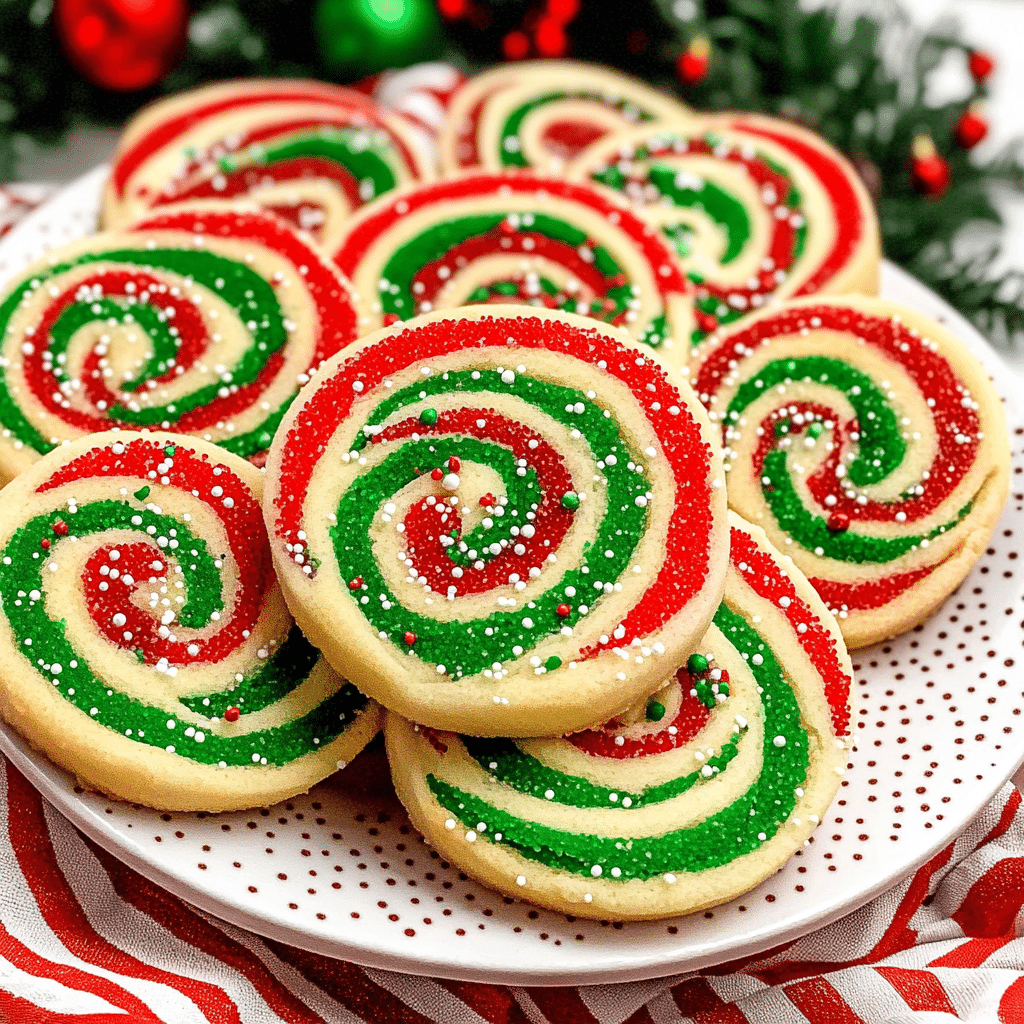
419;408;438;426
544;655;562;672
646;701;666;722
688;652;709;674
164;444;177;456
561;491;580;510
693;680;716;709
773;420;790;436
133;486;150;501
807;421;824;439
718;679;730;697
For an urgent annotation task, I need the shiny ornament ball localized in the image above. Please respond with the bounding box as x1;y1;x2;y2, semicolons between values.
314;0;443;80
54;0;188;92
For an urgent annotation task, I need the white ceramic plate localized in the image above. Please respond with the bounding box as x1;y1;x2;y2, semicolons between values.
1;166;1023;985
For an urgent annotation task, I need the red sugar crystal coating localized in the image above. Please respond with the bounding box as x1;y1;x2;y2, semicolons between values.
729;527;851;736
40;438;273;665
696;304;980;525
729;117;864;296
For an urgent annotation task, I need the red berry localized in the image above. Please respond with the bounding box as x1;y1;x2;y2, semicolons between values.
827;512;851;533
479;493;496;506
534;16;567;57
348;576;364;590
52;520;69;535
224;707;240;722
503;30;530;61
556;604;571;617
911;154;950;198
431;467;444;481
546;0;579;22
438;0;468;18
956;110;988;149
676;48;709;86
969;50;995;82
448;456;461;472
40;537;51;550
383;312;401;326
404;631;417;645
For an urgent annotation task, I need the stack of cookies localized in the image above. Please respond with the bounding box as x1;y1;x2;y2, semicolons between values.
0;62;1009;922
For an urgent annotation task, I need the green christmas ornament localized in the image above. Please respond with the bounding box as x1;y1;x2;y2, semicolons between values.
314;0;443;80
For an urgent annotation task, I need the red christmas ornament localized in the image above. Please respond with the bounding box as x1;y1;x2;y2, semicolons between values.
503;29;530;61
910;136;950;198
676;36;711;87
956;107;989;149
55;0;189;92
968;50;995;83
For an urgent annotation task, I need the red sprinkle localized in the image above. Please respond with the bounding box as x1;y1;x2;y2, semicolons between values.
404;631;417;645
430;468;444;481
348;576;364;590
447;456;461;472
696;311;719;334
40;538;51;550
827;512;851;533
383;313;401;326
224;707;241;723
479;493;496;507
52;520;69;535
556;604;571;617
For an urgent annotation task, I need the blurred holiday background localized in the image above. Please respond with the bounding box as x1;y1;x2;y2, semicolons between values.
1;0;1023;348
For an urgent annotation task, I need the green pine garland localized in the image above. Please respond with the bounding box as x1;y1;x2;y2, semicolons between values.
0;0;1021;341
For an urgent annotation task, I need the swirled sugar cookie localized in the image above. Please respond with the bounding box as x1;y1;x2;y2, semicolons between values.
437;61;694;174
0;205;358;483
332;172;693;366
691;295;1010;649
0;432;381;812
101;78;431;252
565;114;880;348
264;306;728;737
385;512;853;921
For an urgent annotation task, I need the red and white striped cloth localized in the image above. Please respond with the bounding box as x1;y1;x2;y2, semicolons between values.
3;754;1024;1024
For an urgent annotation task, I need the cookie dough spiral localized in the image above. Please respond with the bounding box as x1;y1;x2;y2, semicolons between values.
385;514;853;920
102;78;432;252
0;433;380;811
565;115;879;348
691;296;1010;648
0;207;358;482
437;61;694;174
333;172;692;365
264;306;728;737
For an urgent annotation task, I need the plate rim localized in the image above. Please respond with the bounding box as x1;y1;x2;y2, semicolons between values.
0;165;1021;985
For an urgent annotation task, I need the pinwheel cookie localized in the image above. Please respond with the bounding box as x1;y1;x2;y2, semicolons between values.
264;306;728;738
0;432;381;812
0;205;358;483
566;114;880;348
101;78;431;252
332;172;692;365
385;513;854;921
437;60;694;174
691;295;1010;649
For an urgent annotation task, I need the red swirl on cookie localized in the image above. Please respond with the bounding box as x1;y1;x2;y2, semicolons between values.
102;79;431;252
691;295;1009;648
263;306;727;737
